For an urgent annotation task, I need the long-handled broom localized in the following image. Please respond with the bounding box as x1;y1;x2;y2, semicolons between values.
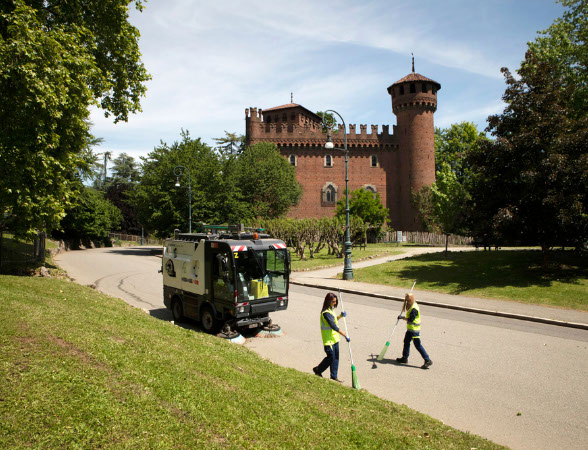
376;281;416;361
338;290;360;390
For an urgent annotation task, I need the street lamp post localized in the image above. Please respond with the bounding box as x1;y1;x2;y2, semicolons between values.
323;110;353;280
173;165;192;233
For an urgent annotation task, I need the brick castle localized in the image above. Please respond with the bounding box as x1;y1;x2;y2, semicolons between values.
245;67;440;231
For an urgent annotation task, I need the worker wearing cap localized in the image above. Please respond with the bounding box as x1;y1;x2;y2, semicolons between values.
396;292;433;369
313;292;350;382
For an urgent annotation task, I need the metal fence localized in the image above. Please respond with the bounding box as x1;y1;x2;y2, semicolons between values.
0;231;46;269
380;230;473;246
109;232;163;246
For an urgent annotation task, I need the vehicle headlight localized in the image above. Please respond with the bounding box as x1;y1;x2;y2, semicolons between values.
238;306;245;313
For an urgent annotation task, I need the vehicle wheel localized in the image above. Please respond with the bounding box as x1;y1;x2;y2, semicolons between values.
200;306;219;334
171;299;184;323
263;323;281;332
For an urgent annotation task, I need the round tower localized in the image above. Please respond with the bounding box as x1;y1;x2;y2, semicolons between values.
387;65;440;231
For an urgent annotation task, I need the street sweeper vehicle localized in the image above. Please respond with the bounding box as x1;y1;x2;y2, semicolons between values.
162;224;290;334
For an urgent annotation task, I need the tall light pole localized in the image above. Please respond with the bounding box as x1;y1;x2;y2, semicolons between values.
173;165;192;233
323;110;353;280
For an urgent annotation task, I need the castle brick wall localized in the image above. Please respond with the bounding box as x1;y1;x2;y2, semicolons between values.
244;71;439;231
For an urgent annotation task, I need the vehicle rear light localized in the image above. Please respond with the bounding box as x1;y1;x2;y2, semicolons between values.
236;302;248;313
279;300;285;307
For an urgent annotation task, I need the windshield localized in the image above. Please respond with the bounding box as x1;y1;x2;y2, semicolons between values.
235;248;288;301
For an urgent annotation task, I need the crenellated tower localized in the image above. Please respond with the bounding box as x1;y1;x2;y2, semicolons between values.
387;65;440;231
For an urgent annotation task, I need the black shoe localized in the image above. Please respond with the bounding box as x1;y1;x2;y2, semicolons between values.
330;377;343;383
422;360;433;369
396;357;408;364
313;366;322;377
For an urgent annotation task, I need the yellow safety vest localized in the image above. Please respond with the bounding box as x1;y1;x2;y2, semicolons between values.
320;308;340;347
406;302;421;332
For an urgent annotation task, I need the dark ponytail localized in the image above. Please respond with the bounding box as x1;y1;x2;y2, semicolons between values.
321;292;338;312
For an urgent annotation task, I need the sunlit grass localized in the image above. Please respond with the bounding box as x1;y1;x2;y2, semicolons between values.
291;243;406;271
351;250;587;310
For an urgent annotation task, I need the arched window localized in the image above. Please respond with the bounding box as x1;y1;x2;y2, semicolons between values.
422;83;427;93
322;183;338;205
371;155;378;167
364;185;377;198
289;155;296;166
326;185;336;202
410;83;416;93
325;155;333;167
399;85;405;95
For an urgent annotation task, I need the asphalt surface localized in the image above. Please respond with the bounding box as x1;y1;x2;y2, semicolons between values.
54;245;588;450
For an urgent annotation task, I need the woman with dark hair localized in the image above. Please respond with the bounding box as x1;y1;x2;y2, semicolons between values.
313;292;350;382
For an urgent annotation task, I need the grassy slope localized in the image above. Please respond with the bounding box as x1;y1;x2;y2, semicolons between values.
0;276;501;449
351;250;587;310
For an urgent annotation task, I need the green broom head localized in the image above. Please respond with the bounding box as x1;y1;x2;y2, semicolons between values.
376;341;390;361
351;365;360;390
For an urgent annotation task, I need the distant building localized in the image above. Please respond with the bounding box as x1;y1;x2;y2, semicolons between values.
245;68;440;231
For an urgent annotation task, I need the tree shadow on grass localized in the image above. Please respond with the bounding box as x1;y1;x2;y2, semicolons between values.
386;250;587;295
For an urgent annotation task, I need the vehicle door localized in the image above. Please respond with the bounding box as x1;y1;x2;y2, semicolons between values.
211;244;234;306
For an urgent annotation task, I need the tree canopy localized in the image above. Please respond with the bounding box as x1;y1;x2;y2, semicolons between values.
234;142;302;219
51;187;122;248
336;188;389;235
0;0;149;237
131;135;303;238
465;0;587;254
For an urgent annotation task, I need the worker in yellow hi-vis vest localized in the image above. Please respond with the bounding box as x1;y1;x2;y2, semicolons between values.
396;293;433;369
313;292;349;382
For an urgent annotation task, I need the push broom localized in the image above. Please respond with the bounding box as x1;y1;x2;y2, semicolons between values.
376;281;416;361
338;290;360;390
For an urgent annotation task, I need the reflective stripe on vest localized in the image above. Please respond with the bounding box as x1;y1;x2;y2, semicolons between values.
406;302;421;332
320;308;340;347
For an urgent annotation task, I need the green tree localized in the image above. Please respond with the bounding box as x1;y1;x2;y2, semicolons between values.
0;1;149;238
435;122;488;182
234;142;302;219
214;131;245;156
103;153;142;234
526;0;587;117
413;122;487;241
110;153;141;185
51;187;122;248
131;131;227;238
430;163;470;254
336;188;389;238
466;49;587;260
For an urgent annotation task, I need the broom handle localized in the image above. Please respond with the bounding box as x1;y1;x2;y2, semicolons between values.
338;290;354;367
392;281;414;336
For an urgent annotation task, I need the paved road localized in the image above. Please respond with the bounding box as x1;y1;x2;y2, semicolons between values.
55;246;588;449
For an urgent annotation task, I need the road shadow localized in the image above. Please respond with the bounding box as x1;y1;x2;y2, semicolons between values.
106;247;163;257
368;354;423;370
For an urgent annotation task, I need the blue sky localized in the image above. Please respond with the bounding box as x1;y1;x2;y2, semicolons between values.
89;0;564;162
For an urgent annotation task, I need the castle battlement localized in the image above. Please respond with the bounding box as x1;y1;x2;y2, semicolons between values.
246;118;397;149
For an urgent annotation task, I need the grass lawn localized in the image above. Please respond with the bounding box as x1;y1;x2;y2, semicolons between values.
351;249;587;310
0;275;501;449
291;243;406;271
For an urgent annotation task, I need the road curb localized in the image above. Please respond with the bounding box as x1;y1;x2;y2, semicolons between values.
291;280;588;331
